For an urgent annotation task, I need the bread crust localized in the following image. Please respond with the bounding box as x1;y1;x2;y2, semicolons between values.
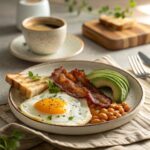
6;74;49;98
99;15;135;30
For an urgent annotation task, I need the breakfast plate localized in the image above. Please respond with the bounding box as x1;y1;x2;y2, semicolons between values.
8;60;144;135
10;34;84;63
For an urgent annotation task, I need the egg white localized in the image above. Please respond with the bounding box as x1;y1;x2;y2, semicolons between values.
20;90;92;126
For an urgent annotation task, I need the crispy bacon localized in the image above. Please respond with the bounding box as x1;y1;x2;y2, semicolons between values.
51;66;111;107
71;69;111;107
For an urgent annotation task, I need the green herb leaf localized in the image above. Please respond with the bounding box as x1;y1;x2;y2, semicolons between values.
98;0;136;18
64;0;136;17
87;6;92;12
28;71;40;80
48;115;52;120
68;116;74;120
12;130;24;141
64;0;93;15
48;80;60;94
0;130;23;150
28;71;33;77
98;6;109;14
130;0;136;8
114;6;121;12
68;5;74;12
114;11;122;18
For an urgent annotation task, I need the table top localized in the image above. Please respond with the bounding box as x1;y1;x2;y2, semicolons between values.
1;0;150;105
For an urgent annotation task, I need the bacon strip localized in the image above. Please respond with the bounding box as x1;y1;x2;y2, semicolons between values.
51;67;111;107
71;69;111;107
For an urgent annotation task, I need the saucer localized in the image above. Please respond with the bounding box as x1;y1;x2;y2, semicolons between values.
10;34;84;63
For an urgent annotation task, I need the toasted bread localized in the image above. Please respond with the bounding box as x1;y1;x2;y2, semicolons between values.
99;15;135;30
6;74;49;98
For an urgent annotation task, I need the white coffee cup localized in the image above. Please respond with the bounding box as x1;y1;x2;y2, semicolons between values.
22;16;67;55
16;0;50;30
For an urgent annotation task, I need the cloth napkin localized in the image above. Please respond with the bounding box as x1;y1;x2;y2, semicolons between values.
0;56;150;150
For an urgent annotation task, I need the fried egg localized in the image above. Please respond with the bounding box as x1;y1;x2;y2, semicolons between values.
20;90;92;126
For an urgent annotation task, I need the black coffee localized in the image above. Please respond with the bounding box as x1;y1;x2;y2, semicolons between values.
27;23;60;31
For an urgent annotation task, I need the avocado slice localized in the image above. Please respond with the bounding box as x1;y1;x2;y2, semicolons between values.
91;76;122;102
87;71;129;93
90;76;127;102
88;69;129;89
90;75;127;102
87;70;130;102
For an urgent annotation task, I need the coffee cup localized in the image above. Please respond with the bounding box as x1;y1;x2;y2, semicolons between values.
22;16;67;55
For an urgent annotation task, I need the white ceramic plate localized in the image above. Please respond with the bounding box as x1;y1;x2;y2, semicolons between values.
10;34;84;63
8;61;144;135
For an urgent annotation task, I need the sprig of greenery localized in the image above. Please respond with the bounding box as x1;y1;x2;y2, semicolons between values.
64;0;92;16
68;116;74;120
64;0;136;18
98;0;136;18
47;115;52;120
28;71;41;80
0;130;24;150
47;80;60;94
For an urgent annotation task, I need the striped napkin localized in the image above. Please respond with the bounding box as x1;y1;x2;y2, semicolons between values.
0;56;150;150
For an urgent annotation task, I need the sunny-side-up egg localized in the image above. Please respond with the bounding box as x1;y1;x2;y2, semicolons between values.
20;90;92;126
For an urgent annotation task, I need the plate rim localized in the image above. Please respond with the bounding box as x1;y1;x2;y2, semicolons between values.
8;60;145;128
10;34;84;63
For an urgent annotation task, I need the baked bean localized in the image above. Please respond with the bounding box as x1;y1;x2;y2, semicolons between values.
123;104;130;112
114;104;121;110
98;113;108;120
110;103;117;108
100;108;108;114
90;118;101;124
119;107;124;114
89;101;130;124
100;119;106;123
92;115;99;120
93;110;100;115
117;105;123;110
107;112;114;117
108;115;117;120
121;102;127;107
108;108;115;113
114;111;122;118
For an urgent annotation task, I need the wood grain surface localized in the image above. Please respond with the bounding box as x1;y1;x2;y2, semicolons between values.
82;20;150;50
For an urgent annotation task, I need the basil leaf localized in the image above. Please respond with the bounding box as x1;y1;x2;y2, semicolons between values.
28;71;40;80
48;80;60;94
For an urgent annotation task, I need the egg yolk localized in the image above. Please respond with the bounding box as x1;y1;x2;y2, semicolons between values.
34;98;66;114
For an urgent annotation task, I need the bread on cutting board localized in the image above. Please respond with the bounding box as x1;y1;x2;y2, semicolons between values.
99;15;136;30
6;73;49;98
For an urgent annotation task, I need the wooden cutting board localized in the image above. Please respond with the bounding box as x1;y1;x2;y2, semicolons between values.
82;20;150;50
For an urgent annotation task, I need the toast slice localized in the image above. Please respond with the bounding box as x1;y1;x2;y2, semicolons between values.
99;15;135;30
6;73;49;98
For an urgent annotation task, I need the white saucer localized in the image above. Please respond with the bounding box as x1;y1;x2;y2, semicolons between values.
10;34;84;63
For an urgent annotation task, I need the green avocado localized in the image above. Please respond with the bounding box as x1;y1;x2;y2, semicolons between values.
87;71;129;93
87;69;130;102
87;69;129;89
90;76;123;102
